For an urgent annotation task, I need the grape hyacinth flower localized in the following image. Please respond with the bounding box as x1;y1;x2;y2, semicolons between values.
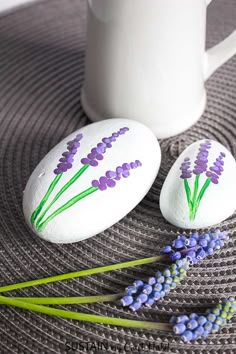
179;140;227;221
81;127;129;167
171;297;236;342
162;229;228;265
91;161;142;191
54;134;83;175
121;229;228;311
206;152;226;184
121;259;190;311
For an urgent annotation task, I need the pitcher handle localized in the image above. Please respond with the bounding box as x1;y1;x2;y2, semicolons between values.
205;0;236;80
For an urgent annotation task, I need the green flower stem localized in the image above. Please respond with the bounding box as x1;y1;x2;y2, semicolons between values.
31;173;63;225
8;293;122;305
193;177;211;218
184;179;192;211
0;296;171;331
37;186;98;232
35;165;89;228
0;255;167;294
190;174;200;220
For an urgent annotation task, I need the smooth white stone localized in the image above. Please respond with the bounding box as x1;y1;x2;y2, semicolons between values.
23;119;161;243
160;140;236;229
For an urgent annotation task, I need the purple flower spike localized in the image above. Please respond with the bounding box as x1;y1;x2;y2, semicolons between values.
91;160;142;191
206;151;226;184
81;127;130;167
193;140;212;175
54;133;83;175
180;157;192;179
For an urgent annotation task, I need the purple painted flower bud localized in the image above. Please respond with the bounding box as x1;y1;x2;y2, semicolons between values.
81;127;130;167
206;151;226;184
54;134;83;174
92;160;141;191
180;157;192;179
192;140;211;175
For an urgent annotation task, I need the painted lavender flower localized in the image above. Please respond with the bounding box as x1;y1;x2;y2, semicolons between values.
31;133;83;224
180;158;192;179
180;140;226;221
206;152;225;184
54;134;83;174
31;127;132;229
37;160;142;231
81;127;129;167
193;141;211;175
92;161;142;191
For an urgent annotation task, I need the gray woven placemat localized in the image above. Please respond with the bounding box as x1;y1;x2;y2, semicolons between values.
0;0;235;353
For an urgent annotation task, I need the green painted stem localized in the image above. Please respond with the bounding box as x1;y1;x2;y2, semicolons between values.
35;165;89;228
31;174;62;225
184;179;192;211
0;296;171;331
190;174;200;220
37;186;98;232
0;255;166;293
193;177;212;218
8;293;122;305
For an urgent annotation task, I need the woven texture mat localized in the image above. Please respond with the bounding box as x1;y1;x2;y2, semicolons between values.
0;0;235;353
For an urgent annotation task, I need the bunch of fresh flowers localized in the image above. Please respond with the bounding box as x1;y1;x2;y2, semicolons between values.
0;229;234;342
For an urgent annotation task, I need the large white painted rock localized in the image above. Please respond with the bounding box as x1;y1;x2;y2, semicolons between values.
160;139;236;229
23;119;161;243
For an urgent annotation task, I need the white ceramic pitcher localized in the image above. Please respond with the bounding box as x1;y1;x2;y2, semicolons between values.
81;0;236;138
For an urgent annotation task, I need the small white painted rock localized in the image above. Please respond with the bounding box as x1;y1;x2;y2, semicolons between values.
23;119;161;243
160;139;236;229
